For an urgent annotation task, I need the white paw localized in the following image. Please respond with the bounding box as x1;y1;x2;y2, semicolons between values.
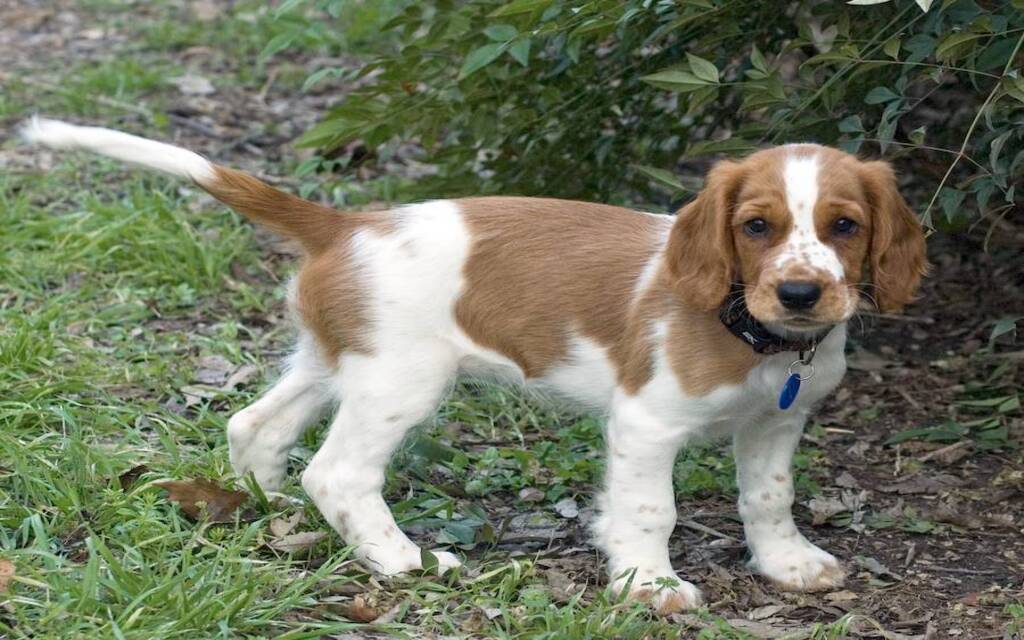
751;540;846;592
610;570;703;616
361;547;462;577
228;417;287;492
428;550;463;575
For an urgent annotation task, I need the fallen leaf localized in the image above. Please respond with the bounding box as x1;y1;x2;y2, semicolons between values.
371;602;403;624
222;364;259;391
269;531;326;554
481;606;502;620
180;385;219;407
118;464;151;490
504;512;568;542
880;473;964;495
343;594;381;623
518;487;544;502
169;74;215;96
0;559;14;591
724;618;793;639
825;589;858;602
156;479;248;522
553;496;579;519
543;568;581;603
270;512;303;538
194;355;234;385
748;604;788;620
835;471;859;489
854;554;902;580
806;493;853;526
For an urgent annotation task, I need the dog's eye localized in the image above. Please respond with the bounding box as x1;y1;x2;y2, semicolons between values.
743;218;769;237
833;217;858;236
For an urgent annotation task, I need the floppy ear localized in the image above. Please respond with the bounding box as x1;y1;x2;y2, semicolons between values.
665;160;745;311
858;161;929;313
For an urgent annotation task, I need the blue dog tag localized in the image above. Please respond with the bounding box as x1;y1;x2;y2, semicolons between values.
778;373;801;410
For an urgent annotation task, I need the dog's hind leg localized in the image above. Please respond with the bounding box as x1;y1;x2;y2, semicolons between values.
228;347;332;492
301;343;461;576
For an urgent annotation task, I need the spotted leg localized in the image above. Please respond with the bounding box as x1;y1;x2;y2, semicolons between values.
301;346;461;576
228;352;332;492
594;398;702;615
734;415;845;591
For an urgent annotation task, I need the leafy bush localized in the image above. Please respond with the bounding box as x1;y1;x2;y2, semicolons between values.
281;0;1023;227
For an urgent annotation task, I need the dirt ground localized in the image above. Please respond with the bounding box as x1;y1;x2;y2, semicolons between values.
3;2;1023;638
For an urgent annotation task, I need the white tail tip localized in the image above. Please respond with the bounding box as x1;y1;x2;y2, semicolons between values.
19;116;215;182
20;116;81;148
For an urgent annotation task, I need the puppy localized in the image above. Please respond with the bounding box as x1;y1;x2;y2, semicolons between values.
23;118;927;614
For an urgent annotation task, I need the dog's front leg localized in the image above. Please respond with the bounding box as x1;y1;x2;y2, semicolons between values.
733;415;845;591
594;399;702;615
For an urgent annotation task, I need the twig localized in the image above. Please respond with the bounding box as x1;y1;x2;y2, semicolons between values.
982;350;1024;361
933;566;997;575
823;427;856;435
918;440;970;463
894;387;921;411
257;68;279;104
677;519;740;542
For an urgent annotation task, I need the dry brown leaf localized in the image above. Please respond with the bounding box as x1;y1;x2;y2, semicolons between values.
118;464;151;490
269;531;327;554
180;385;219;408
222;364;259;391
194;355;234;385
169;74;215;96
0;559;14;591
342;594;381;623
835;471;859;489
880;473;964;495
518;487;544;502
156;479;248;522
748;604;788;620
825;590;858;602
270;512;303;538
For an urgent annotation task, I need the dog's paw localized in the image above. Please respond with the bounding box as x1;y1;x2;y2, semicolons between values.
363;548;462;577
611;571;703;616
227;414;288;492
752;541;846;592
428;550;463;575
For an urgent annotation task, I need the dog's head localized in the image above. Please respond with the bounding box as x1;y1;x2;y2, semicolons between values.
665;145;928;337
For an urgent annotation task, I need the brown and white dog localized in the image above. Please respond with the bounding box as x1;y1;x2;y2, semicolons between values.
23;118;927;614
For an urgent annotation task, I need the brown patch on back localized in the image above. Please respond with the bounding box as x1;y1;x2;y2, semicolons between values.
455;197;667;379
456;197;763;395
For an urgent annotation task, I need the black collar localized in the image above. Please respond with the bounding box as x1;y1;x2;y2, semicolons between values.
718;287;829;355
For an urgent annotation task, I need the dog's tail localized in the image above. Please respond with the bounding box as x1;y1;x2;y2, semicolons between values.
20;117;344;254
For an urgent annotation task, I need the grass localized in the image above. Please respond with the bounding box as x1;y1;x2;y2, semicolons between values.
0;2;866;638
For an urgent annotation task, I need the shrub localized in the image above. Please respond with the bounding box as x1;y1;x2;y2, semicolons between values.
280;0;1023;228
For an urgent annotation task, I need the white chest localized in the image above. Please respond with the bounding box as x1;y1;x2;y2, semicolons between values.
620;325;848;436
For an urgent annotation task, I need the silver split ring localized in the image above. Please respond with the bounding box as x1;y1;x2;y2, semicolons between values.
787;359;815;381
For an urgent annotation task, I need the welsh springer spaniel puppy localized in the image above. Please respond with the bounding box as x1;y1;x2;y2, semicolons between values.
24;118;927;614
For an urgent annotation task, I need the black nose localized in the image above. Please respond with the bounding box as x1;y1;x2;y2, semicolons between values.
777;281;822;310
